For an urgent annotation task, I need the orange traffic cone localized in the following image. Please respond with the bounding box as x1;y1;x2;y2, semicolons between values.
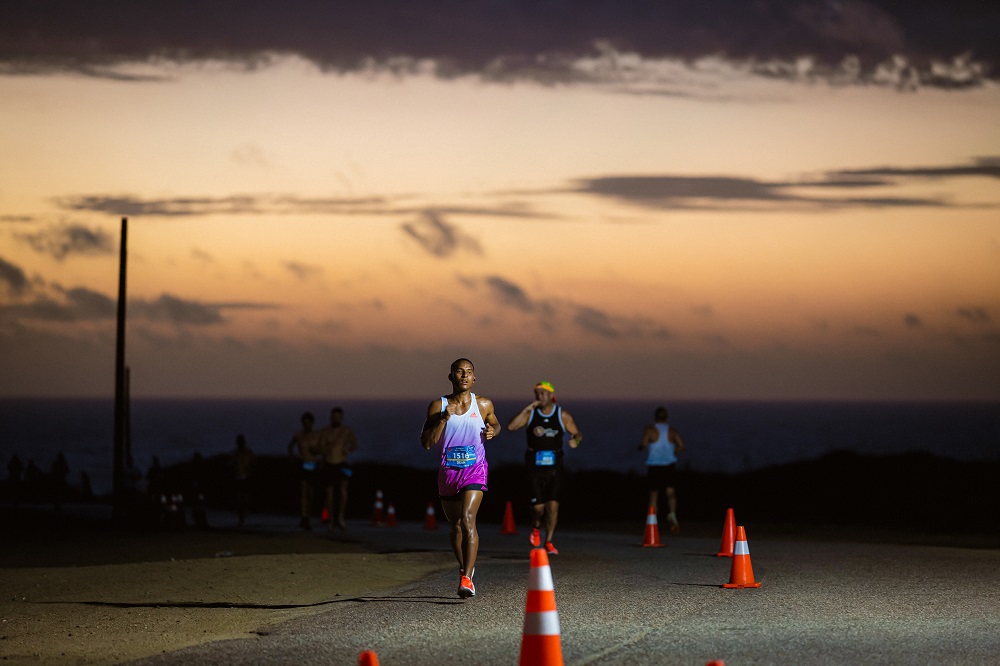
371;490;384;526
501;500;518;535
641;506;664;547
386;503;398;527
519;548;564;666
716;507;736;557
423;502;438;530
722;526;761;588
358;649;380;665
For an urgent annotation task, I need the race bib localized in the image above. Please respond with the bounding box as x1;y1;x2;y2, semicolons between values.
445;445;477;469
302;461;318;472
534;450;557;466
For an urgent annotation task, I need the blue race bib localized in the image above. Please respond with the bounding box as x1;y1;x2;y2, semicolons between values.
302;461;317;472
445;445;477;469
534;450;557;466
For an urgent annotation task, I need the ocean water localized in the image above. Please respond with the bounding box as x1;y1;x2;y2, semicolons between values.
1;397;997;497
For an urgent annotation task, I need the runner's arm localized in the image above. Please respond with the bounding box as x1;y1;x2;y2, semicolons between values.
638;424;657;450
479;396;502;440
507;401;539;431
421;400;449;450
562;410;583;448
668;427;685;454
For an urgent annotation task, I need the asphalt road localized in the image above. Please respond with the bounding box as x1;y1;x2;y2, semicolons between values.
131;520;1000;665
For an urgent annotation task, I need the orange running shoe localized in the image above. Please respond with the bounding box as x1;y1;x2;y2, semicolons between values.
529;528;541;547
667;512;681;535
545;541;559;555
457;575;476;598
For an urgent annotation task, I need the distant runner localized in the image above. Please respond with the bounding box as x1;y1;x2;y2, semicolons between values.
639;406;686;533
287;411;322;530
320;407;358;531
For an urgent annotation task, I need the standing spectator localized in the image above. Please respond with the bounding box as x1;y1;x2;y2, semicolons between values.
232;434;255;528
49;452;70;510
7;455;24;506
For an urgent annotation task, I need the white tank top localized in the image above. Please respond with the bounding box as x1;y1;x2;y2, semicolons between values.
646;423;677;466
439;394;487;467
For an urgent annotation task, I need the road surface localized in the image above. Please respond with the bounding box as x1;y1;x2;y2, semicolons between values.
132;520;1000;665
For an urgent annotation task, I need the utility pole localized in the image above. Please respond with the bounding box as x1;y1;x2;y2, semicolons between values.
112;217;128;526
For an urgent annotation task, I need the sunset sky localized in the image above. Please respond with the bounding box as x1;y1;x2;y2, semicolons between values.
1;1;998;401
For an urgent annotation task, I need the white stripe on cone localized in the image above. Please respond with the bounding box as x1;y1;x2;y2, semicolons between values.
529;567;555;591
523;610;561;636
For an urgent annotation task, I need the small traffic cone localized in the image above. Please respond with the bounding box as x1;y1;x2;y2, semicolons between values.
358;649;379;665
386;503;398;527
371;490;384;526
716;507;736;557
423;502;438;530
320;506;330;524
641;506;664;547
722;526;762;588
519;548;564;666
501;500;518;535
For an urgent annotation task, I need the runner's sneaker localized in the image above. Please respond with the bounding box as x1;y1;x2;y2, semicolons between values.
667;512;680;535
545;541;559;555
457;575;476;598
529;528;541;547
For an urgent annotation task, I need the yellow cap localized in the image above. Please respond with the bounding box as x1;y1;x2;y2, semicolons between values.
534;381;555;393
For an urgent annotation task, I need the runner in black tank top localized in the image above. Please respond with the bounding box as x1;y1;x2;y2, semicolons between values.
507;381;583;555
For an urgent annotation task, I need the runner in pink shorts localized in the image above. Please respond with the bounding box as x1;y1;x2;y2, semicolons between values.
421;358;502;598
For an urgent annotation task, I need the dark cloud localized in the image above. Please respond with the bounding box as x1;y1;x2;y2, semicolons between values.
576;174;947;211
132;294;280;325
56;194;552;231
576;158;999;211
834;157;1000;180
401;211;482;258
702;333;731;347
0;286;113;322
0;272;279;326
0;1;995;89
53;193;545;222
483;276;535;312
54;193;393;217
475;274;673;341
191;248;214;263
957;307;991;324
573;306;627;339
0;256;29;295
692;305;715;318
14;223;114;260
131;294;225;325
62;287;116;318
283;262;322;281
